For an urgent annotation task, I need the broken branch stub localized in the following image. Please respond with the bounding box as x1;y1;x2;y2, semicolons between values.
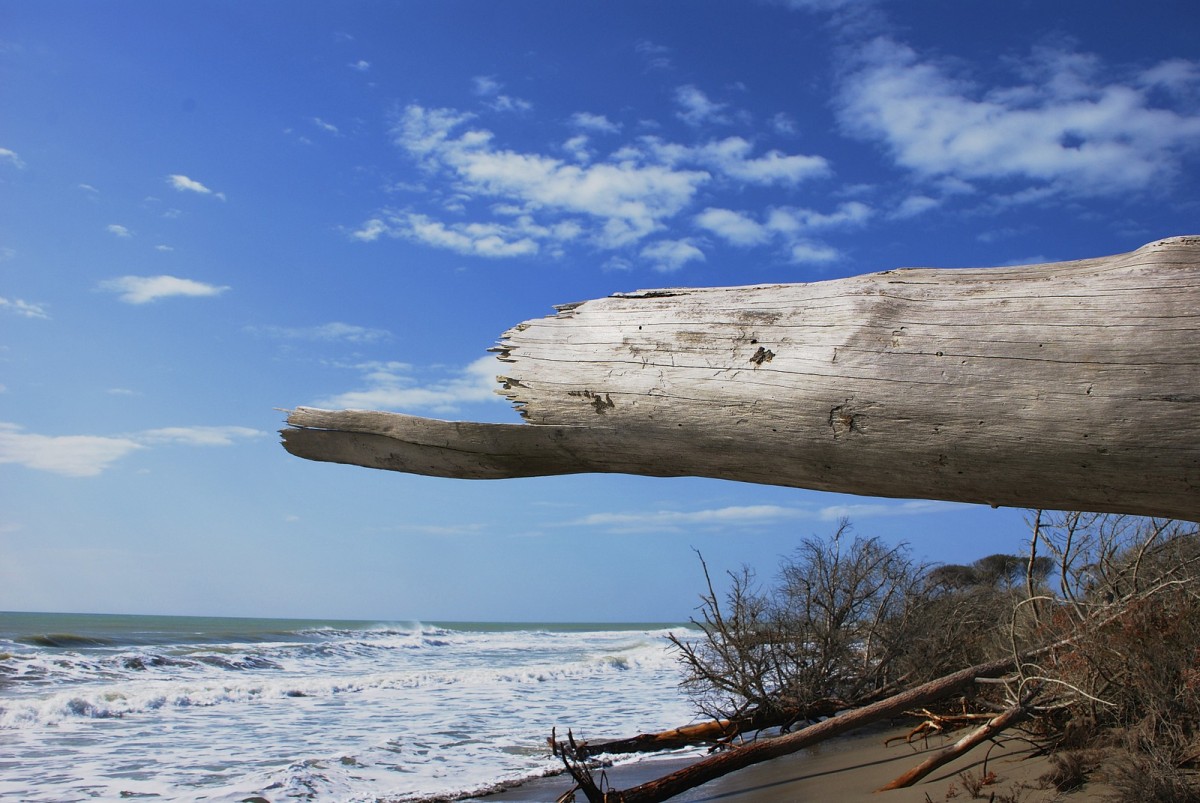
282;236;1200;520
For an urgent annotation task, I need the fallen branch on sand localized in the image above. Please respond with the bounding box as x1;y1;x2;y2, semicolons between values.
877;683;1043;791
561;653;1021;802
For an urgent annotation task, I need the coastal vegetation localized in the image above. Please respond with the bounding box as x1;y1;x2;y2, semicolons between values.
557;512;1200;802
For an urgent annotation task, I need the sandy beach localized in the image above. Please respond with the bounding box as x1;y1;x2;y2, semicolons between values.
472;722;1111;802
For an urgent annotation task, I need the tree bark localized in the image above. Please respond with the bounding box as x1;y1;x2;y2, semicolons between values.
282;236;1200;520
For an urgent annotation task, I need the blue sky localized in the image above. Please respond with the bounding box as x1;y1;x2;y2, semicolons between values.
2;0;1198;621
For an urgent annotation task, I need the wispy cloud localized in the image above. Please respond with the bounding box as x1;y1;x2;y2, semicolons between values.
0;296;50;320
0;147;26;169
137;426;265;447
312;117;340;135
471;75;532;113
641;238;705;273
0;424;143;477
316;356;504;413
368;102;836;266
352;211;581;258
106;224;132;238
349;59;370;72
472;75;503;96
384;103;711;248
570;112;621;134
674;85;730;126
250;322;392;343
0;423;263;477
635;39;672;71
166;174;226;200
99;275;230;304
696;201;871;262
570;500;957;534
638;136;830;186
838;37;1200;197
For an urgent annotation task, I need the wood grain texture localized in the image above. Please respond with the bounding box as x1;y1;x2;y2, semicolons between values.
282;236;1200;519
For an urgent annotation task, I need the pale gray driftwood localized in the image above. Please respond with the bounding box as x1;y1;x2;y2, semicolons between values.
282;236;1200;520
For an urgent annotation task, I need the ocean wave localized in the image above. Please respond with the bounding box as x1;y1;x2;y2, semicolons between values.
18;632;116;649
0;645;681;729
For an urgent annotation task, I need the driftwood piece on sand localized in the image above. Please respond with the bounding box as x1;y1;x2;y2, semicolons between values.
282;236;1200;520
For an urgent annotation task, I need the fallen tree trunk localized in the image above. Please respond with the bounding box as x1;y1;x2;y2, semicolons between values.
553;699;845;759
597;653;1020;803
551;719;739;759
282;236;1200;519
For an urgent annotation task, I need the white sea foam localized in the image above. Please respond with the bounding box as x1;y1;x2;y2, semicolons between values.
0;618;700;802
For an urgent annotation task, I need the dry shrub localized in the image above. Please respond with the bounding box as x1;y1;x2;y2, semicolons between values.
1038;750;1096;792
1103;749;1200;803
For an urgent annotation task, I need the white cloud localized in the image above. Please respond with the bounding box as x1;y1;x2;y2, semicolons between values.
389;104;710;249
700;137;829;184
570;112;621;134
166;174;226;200
470;76;531;112
0;424;143;477
137;426;264;447
317;356;504;413
563;135;592;163
767;200;872;232
312;117;339;135
349;59;370;72
695;208;771;246
251;322;392;343
355;212;546;257
488;95;533;114
891;194;940;219
697;201;870;261
0;423;264;477
675;85;730;126
641;238;705;273
574;505;804;533
78;183;99;193
106;224;132;238
0;296;49;319
571;499;957;533
0;147;25;169
351;218;388;242
770;112;799;135
635;39;672;71
789;241;841;263
637;136;829;186
100;275;230;304
373;102;838;266
472;75;503;96
839;37;1200;196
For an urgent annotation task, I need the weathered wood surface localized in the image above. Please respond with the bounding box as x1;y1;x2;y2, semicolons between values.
282;236;1200;520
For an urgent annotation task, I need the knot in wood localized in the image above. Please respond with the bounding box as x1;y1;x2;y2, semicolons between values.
749;346;775;366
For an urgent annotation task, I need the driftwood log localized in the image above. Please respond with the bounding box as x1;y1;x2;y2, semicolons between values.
282;236;1200;520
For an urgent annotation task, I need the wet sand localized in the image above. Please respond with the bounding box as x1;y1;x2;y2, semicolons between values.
471;722;1110;802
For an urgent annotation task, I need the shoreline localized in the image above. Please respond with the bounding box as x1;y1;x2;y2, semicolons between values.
467;721;1111;802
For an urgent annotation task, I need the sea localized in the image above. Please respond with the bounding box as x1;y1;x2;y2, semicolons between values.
0;612;703;802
